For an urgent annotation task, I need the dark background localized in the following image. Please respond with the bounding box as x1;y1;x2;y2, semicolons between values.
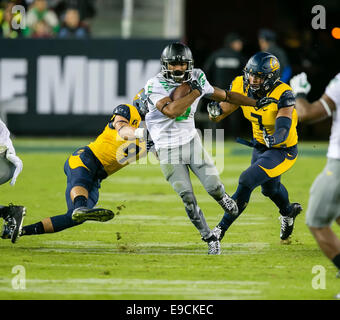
184;0;340;140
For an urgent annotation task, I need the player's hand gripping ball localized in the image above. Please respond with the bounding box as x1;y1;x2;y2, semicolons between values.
170;82;192;101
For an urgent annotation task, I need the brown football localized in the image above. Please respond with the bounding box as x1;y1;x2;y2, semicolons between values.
170;82;192;101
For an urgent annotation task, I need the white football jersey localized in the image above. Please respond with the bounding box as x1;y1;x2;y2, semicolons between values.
325;73;340;159
145;68;214;149
0;119;15;155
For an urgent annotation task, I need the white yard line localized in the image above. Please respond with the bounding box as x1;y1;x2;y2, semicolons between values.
0;278;267;299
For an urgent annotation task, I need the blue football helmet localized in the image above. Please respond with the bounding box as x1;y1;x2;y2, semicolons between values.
133;88;149;118
243;51;280;97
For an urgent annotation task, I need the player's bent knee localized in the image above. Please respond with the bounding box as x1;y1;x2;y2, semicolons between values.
261;186;279;198
205;177;225;199
181;191;195;206
0;159;15;185
239;170;255;190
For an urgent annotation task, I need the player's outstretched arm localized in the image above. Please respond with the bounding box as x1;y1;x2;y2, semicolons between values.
210;86;277;109
114;115;145;140
290;72;336;123
295;94;335;124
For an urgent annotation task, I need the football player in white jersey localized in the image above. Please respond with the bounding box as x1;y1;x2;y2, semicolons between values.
0;119;25;243
290;72;340;283
145;42;274;254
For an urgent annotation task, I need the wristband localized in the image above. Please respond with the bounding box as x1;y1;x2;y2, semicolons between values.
223;89;229;102
134;128;144;139
319;98;332;117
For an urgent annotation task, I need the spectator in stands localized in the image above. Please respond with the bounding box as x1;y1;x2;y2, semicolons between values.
54;0;96;29
0;1;23;38
24;0;59;37
58;7;89;38
258;28;292;83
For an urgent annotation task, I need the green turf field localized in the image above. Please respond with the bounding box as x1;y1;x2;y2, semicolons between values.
0;138;339;300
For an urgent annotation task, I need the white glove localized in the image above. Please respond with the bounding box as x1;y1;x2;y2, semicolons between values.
289;72;311;96
207;101;222;119
6;151;23;186
134;128;145;139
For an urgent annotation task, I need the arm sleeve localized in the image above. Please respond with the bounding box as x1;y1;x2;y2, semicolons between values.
278;90;296;109
271;116;292;145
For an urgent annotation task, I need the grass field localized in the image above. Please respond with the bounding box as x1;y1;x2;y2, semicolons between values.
0;138;339;300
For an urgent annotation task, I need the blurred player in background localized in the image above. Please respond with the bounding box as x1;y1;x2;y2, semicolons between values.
144;42;274;254
0;119;25;243
258;29;292;84
204;32;247;138
2;93;153;240
208;51;302;244
290;72;340;282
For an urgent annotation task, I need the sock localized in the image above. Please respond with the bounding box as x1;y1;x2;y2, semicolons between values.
22;222;45;236
74;195;87;209
269;184;291;216
332;253;340;270
219;184;252;231
219;212;237;231
50;211;81;233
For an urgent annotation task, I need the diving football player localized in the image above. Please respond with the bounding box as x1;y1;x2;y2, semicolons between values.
2;91;152;239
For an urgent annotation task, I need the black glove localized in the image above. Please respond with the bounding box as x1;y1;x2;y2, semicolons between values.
146;139;155;153
255;97;278;110
188;80;203;95
144;130;155;153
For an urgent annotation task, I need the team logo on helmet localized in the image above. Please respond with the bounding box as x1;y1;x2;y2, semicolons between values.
270;57;279;71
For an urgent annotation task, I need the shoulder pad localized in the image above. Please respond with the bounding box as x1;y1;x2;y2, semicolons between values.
278;90;296;109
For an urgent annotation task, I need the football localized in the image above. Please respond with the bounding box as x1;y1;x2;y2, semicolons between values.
170;82;192;101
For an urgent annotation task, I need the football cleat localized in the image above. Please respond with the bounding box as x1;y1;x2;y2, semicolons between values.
279;203;302;242
203;234;221;255
212;225;226;242
218;194;238;216
71;207;115;223
2;205;26;243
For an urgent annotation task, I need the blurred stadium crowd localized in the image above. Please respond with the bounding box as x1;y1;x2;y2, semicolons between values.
0;0;95;38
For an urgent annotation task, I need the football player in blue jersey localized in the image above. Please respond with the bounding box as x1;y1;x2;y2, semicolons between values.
208;52;302;243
